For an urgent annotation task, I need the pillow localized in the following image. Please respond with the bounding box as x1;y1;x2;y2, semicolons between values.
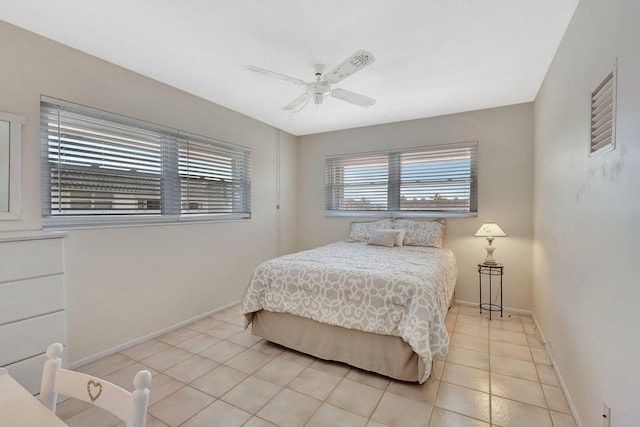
392;219;445;247
347;219;393;242
367;229;400;247
381;228;406;246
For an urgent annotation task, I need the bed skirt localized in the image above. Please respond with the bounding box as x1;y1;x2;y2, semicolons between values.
251;310;426;382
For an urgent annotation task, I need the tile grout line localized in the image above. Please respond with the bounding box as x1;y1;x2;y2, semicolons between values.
298;363;348;426
528;319;556;426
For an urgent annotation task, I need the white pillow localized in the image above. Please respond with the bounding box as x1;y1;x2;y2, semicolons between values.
367;229;400;247
381;228;406;246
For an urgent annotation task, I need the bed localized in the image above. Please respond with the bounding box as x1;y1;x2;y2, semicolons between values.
241;219;457;383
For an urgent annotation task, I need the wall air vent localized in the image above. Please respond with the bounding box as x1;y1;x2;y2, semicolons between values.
589;63;617;158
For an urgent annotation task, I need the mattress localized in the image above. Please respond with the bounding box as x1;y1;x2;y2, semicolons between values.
242;241;457;382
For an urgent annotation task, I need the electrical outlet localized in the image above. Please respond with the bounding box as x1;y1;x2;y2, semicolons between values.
602;400;611;427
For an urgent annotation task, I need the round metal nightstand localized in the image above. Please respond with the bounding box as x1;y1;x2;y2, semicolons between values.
477;263;504;320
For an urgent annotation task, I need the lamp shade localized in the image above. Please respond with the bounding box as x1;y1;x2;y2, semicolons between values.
475;222;507;237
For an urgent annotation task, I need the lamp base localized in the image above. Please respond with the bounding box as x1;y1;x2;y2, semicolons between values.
483;242;498;265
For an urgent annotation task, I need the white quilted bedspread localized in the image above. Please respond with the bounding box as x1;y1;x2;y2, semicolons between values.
241;241;457;382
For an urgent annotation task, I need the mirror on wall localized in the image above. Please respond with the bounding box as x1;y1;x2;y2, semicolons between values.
0;111;26;220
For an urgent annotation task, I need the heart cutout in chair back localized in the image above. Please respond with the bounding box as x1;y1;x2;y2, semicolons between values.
87;380;102;402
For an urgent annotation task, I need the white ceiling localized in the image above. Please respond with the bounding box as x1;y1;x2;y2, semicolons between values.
0;0;578;136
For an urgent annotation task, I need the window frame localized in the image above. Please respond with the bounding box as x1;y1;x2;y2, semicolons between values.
325;141;478;218
41;96;251;228
0;111;26;221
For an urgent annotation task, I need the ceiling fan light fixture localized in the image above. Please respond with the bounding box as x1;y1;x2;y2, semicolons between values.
308;82;330;94
314;93;324;104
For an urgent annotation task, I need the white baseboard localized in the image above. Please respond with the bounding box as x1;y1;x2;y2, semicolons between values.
454;299;533;317
67;300;241;370
530;313;583;427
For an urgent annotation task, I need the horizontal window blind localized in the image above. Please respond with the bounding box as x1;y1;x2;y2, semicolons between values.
178;137;251;214
326;142;477;218
326;152;389;211
399;145;475;212
41;97;251;227
42;106;164;215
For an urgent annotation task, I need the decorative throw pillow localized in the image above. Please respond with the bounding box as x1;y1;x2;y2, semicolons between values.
347;219;393;242
392;219;445;247
381;228;406;246
367;229;400;247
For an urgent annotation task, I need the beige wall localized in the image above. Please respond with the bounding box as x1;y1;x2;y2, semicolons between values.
298;103;534;311
533;0;640;426
0;20;297;362
277;130;299;256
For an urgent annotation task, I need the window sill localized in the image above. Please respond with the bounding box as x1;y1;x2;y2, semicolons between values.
42;213;251;230
325;210;477;219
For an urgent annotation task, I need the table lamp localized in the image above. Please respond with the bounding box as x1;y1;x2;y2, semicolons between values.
475;222;507;265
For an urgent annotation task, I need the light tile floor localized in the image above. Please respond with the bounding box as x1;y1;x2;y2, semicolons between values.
57;304;577;426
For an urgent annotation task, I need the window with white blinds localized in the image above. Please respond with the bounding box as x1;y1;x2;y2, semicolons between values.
326;141;477;217
41;97;251;227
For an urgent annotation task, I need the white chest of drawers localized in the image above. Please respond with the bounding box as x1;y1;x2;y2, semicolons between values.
0;231;66;394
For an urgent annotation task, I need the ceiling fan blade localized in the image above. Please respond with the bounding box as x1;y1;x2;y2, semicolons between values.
323;50;376;84
283;93;311;111
331;88;376;107
245;65;307;86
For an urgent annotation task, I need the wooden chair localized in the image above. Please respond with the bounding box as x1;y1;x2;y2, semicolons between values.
40;343;152;427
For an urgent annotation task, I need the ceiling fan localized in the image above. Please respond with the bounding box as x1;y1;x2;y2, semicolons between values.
245;50;376;112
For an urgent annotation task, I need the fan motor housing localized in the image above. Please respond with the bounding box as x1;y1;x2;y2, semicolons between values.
307;82;331;104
